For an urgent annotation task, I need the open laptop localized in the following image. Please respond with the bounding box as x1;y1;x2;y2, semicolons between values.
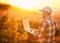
22;18;31;32
22;18;36;34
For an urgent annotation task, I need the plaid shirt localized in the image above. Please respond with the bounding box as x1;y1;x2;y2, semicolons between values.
29;16;56;43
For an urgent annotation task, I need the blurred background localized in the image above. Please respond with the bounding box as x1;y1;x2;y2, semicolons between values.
0;0;60;43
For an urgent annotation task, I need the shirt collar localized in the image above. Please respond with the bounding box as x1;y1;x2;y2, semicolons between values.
45;16;51;19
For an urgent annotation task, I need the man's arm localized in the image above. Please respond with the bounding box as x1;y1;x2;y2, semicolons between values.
26;21;47;36
52;20;56;42
38;21;49;37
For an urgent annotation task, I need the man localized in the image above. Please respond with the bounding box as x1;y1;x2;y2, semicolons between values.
23;7;56;43
37;7;56;43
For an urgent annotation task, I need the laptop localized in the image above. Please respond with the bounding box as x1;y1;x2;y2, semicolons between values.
22;18;36;34
22;18;31;32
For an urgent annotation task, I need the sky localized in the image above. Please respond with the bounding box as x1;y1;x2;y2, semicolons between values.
0;0;60;12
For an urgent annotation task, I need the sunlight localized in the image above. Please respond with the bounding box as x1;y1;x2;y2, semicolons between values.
7;0;55;10
0;0;60;11
7;0;38;10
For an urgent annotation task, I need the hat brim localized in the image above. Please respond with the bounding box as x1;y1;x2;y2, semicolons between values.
39;10;46;12
39;10;50;14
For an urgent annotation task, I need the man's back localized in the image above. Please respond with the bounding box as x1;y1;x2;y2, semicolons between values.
38;16;56;43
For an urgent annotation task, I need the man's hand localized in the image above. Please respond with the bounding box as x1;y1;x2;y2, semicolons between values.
28;28;39;36
26;28;36;34
25;27;39;35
